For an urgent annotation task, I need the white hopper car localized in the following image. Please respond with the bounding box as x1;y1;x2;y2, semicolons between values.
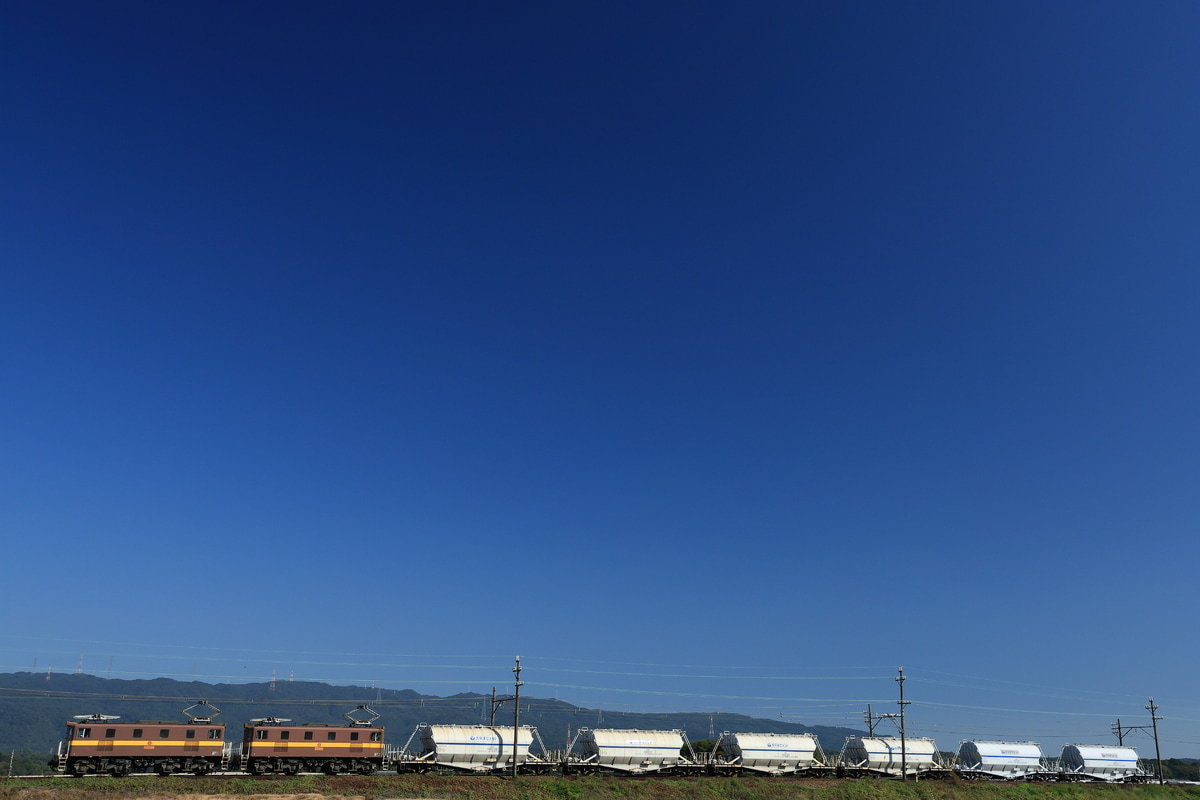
712;731;827;776
956;741;1052;780
1057;744;1147;782
392;723;550;774
840;736;942;778
566;727;700;775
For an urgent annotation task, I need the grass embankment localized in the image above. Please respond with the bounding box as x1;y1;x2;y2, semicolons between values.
2;776;1199;800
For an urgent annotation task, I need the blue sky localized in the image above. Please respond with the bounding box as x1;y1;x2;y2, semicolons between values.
3;0;1199;758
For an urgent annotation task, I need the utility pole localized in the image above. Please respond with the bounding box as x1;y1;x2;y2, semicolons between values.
864;704;900;737
896;667;910;780
1147;698;1163;785
1111;717;1153;746
512;656;523;779
490;686;517;726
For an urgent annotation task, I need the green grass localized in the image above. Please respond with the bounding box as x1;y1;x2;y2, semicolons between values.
1;776;1198;800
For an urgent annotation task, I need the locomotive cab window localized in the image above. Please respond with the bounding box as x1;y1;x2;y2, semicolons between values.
304;732;313;740
133;729;143;738
77;728;91;738
209;729;221;739
255;730;268;740
371;732;381;741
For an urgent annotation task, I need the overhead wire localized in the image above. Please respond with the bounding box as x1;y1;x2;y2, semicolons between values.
5;644;1197;755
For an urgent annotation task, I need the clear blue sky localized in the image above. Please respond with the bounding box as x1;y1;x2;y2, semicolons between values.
3;0;1198;758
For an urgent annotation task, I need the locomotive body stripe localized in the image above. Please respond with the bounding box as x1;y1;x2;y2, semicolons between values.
246;742;383;751
69;741;223;750
70;741;382;751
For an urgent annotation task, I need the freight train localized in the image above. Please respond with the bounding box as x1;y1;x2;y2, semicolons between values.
49;702;1154;782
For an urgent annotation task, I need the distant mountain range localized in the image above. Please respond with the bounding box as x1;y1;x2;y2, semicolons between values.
0;672;863;755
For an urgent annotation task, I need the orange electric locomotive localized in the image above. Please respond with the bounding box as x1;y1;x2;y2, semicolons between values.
238;706;384;775
53;701;228;777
